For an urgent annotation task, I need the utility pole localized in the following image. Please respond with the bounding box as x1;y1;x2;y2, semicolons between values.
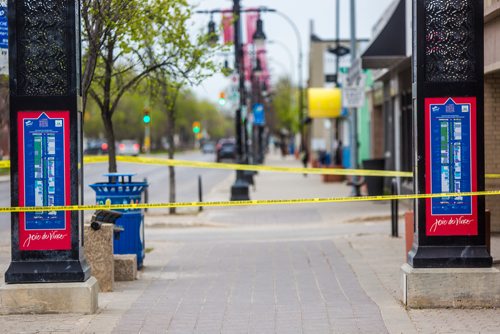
230;0;250;201
350;0;360;196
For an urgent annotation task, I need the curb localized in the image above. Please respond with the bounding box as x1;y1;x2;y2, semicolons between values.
0;175;9;183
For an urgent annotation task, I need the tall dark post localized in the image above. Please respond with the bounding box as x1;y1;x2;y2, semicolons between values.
409;0;491;268
230;0;250;201
5;0;90;283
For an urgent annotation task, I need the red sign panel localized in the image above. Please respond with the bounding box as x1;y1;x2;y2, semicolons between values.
425;97;478;236
18;111;71;251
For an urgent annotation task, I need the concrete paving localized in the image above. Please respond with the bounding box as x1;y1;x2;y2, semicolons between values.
0;153;499;333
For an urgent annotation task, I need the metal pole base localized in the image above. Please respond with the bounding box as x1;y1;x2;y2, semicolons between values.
408;245;492;268
242;170;255;186
5;259;91;284
230;171;250;201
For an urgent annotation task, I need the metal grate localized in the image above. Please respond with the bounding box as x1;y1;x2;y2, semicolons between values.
17;0;70;96
424;0;476;82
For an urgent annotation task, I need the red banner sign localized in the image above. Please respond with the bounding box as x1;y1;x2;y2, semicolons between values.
222;13;234;45
18;111;71;250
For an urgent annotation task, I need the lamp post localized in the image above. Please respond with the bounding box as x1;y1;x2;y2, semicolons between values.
349;0;360;196
229;0;251;201
251;54;265;164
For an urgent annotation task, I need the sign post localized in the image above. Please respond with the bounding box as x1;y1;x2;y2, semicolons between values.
408;0;491;268
5;0;90;283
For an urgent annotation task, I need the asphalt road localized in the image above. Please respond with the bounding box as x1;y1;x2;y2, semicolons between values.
0;151;232;232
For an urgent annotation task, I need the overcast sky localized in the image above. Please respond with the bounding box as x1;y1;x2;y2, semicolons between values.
188;0;395;101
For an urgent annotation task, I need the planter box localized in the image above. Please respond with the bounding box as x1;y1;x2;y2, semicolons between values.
321;165;345;183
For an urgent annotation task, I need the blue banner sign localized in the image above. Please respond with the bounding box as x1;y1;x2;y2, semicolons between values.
253;103;265;125
0;6;7;49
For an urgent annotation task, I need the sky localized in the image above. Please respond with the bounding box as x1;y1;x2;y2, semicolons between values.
188;0;395;102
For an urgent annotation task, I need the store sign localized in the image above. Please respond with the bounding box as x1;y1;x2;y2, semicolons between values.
18;111;71;251
425;98;477;236
308;88;342;118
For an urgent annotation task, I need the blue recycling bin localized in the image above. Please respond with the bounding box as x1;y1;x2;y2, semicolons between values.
90;173;148;269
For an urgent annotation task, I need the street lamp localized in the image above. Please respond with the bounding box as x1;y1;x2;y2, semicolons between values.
253;57;263;77
195;3;252;200
207;17;219;46
252;15;267;47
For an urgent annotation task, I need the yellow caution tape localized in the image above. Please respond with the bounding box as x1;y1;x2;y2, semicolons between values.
83;156;500;179
2;156;500;179
90;155;412;177
0;190;500;213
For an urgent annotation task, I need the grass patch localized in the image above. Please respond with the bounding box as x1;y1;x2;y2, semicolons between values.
0;168;8;176
145;247;154;254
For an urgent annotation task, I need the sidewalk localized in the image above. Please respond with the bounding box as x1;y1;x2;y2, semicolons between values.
0;153;499;333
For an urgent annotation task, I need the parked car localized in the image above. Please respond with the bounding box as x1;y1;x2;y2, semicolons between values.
117;140;140;156
202;141;215;154
84;139;109;155
216;138;236;162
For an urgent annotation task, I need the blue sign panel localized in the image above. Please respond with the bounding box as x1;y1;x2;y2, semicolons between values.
0;6;7;49
429;99;472;216
22;113;67;231
253;103;265;125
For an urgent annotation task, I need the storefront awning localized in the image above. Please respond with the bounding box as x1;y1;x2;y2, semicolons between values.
361;0;407;69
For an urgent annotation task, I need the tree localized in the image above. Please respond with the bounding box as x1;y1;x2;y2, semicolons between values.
271;76;299;134
82;0;188;172
144;5;222;213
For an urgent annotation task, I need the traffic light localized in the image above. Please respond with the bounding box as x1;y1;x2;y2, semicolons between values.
218;92;226;106
143;108;151;124
192;121;201;134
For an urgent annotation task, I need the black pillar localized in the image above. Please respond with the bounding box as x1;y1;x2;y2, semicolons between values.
408;0;492;268
5;0;90;283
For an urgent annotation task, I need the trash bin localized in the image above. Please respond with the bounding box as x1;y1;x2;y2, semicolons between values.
90;173;148;269
362;159;385;196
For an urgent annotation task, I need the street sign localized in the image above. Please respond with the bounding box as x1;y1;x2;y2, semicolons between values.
0;2;7;75
325;74;337;83
342;87;365;108
253;103;265;125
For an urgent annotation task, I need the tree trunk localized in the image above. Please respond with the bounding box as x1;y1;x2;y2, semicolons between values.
102;37;116;172
102;110;117;172
167;128;176;214
163;82;177;214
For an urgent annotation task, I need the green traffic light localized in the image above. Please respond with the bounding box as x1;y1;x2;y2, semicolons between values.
143;115;151;124
193;126;201;134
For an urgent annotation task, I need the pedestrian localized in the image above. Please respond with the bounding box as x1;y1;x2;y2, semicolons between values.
335;140;343;166
301;147;310;177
